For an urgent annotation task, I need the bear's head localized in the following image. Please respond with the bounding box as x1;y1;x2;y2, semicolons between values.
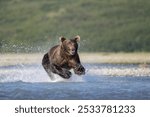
59;35;80;56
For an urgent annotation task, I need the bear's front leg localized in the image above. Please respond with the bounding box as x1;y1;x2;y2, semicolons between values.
74;64;85;75
61;68;72;79
50;64;72;79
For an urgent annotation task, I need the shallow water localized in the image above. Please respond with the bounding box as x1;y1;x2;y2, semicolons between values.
0;64;150;100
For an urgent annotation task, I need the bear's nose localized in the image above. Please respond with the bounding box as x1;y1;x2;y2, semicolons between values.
72;49;75;52
71;49;76;55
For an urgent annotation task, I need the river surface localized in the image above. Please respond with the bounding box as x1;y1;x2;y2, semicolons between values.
0;64;150;100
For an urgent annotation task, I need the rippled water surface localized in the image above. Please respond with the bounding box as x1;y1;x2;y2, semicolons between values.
0;64;150;99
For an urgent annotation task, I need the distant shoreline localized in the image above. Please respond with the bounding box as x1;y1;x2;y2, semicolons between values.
0;52;150;66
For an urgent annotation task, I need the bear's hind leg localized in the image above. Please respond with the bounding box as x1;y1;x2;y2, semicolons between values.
42;53;54;80
50;64;72;79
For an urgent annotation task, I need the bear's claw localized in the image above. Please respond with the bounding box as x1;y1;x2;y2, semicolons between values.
61;70;72;79
74;64;85;75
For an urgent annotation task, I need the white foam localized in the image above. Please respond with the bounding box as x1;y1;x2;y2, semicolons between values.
0;65;84;83
46;72;84;82
0;66;49;83
0;64;150;83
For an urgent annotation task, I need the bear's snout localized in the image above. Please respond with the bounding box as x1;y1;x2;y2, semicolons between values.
71;49;76;55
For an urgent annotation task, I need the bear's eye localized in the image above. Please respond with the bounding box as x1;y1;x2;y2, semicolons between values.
67;41;72;45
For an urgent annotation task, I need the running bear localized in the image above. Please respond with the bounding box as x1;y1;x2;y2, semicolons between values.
42;35;85;79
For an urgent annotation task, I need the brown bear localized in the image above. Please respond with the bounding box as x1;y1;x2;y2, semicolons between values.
42;35;85;79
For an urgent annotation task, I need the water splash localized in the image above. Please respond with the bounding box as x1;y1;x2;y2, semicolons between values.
50;74;84;82
0;64;84;83
0;64;150;83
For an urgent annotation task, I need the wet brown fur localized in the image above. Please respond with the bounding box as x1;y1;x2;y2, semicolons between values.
42;36;85;79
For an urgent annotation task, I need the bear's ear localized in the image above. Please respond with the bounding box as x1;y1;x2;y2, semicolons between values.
59;36;66;42
74;35;80;42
